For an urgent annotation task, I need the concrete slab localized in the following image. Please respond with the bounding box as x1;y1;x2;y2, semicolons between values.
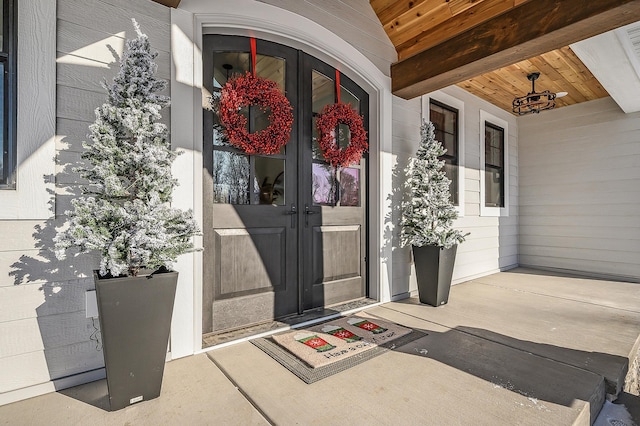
378;269;640;396
0;268;637;425
0;354;268;426
208;319;605;425
474;268;640;312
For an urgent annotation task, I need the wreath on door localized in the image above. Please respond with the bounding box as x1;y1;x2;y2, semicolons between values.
316;102;367;168
215;38;293;155
218;72;293;155
315;70;368;168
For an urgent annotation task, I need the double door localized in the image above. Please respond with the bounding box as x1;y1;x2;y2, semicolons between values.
202;35;368;334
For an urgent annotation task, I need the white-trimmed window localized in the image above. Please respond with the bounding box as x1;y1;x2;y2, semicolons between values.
0;0;55;219
424;91;465;216
480;110;509;217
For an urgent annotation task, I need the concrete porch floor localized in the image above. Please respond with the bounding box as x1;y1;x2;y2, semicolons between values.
1;267;639;425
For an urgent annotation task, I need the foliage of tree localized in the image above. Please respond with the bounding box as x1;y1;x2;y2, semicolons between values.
55;20;199;277
401;120;467;248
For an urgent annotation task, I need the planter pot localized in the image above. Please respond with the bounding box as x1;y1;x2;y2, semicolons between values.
94;269;178;411
412;244;458;307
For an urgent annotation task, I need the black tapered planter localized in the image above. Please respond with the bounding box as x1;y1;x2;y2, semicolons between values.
94;269;178;411
412;244;458;307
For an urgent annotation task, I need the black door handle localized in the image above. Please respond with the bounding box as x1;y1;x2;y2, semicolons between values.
304;204;318;226
285;204;297;228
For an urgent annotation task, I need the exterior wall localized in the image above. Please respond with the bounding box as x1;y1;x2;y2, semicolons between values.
0;0;171;406
519;97;640;281
389;86;519;299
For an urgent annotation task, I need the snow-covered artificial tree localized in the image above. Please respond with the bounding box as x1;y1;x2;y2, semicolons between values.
54;20;199;277
401;120;467;248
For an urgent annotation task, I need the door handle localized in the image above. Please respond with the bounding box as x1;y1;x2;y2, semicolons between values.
304;204;318;226
285;204;297;228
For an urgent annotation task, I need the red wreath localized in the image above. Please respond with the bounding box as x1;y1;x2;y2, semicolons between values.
316;102;368;168
219;72;293;155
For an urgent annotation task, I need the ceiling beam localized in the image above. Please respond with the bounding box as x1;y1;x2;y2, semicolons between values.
151;0;181;7
391;0;640;99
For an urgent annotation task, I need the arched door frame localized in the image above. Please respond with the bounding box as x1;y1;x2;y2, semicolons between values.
170;3;393;357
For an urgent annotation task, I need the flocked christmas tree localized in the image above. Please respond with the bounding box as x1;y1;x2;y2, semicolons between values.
400;120;467;248
54;20;199;277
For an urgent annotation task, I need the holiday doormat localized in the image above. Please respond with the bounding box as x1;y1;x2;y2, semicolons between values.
251;316;426;383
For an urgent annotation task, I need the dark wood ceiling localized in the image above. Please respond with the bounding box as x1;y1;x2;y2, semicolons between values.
372;0;640;110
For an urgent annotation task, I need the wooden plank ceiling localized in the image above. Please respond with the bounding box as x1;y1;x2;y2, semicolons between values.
457;47;609;113
372;0;640;113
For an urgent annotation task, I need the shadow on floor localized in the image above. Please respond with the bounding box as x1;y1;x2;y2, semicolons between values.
385;323;617;422
58;379;110;411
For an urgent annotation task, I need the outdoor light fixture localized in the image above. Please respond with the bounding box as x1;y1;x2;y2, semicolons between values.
512;72;559;115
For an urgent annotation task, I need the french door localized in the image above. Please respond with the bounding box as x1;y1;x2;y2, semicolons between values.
202;36;368;335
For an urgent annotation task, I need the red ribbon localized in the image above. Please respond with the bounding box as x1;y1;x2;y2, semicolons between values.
335;69;341;104
250;37;257;77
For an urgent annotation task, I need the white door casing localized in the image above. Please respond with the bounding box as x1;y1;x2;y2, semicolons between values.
170;1;393;357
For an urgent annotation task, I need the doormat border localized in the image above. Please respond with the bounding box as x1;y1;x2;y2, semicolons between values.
251;329;427;384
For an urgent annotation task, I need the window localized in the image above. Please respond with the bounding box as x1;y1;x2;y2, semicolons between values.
424;91;465;215
480;110;509;217
208;38;290;206
484;122;504;207
0;0;16;188
429;99;459;205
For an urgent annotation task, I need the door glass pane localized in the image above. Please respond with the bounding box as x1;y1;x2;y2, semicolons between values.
213;150;250;204
213;106;247;147
312;71;334;160
312;163;337;206
256;55;285;93
213;53;250;88
339;167;359;206
311;118;324;160
255;157;285;205
340;86;359;111
339;88;359;152
312;71;333;113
